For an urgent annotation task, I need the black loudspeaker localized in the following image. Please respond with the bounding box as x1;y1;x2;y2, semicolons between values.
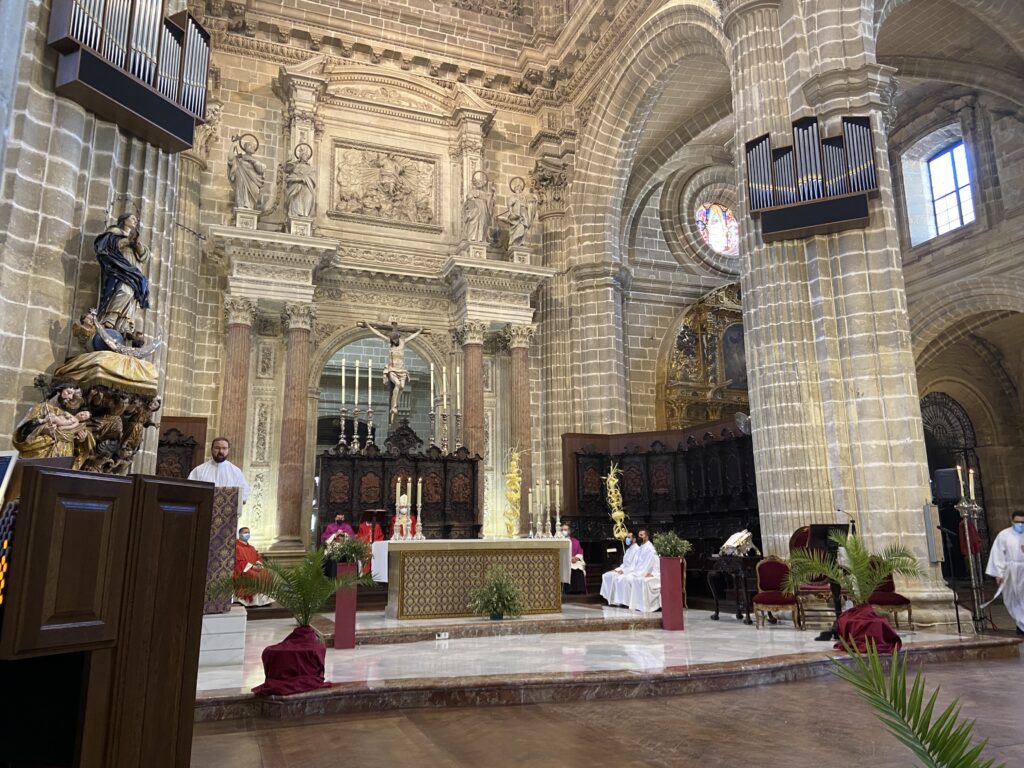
933;468;962;501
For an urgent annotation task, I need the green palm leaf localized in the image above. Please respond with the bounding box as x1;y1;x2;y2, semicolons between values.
833;641;1005;768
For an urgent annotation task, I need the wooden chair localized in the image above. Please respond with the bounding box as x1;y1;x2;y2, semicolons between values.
752;556;802;629
868;572;914;629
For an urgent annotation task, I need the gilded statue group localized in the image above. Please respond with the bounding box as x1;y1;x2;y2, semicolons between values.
14;208;162;475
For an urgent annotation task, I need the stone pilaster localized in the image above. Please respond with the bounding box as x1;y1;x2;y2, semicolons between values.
278;68;326;237
505;324;535;531
456;321;488;461
273;302;316;552
219;296;258;464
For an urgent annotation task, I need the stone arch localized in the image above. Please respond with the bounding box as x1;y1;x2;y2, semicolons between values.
875;0;1024;59
308;325;446;391
572;3;728;270
910;276;1024;363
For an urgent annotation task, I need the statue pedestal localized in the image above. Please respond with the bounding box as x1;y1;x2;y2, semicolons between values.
289;217;313;237
508;246;532;265
234;207;259;230
458;240;488;260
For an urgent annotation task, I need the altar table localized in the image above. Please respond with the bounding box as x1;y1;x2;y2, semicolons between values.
385;539;571;620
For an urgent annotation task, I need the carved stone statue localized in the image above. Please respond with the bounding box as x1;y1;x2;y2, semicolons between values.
12;377;94;468
502;176;537;247
358;320;424;423
461;170;494;243
228;133;265;210
95;212;151;334
284;142;316;218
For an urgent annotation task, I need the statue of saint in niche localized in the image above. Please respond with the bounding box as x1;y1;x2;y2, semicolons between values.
501;176;537;247
358;320;424;423
461;170;494;243
95;212;150;335
284;142;316;218
227;133;265;210
722;323;747;389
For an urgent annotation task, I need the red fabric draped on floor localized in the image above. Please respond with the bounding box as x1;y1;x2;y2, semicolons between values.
252;626;333;696
835;604;902;654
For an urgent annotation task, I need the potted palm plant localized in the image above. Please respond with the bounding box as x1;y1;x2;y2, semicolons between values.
653;531;692;631
784;531;921;652
219;549;374;696
324;536;371;649
468;565;524;620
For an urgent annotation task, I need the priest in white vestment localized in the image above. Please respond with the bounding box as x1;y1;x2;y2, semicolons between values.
602;530;656;607
985;510;1024;634
618;529;658;611
601;532;638;605
188;437;250;512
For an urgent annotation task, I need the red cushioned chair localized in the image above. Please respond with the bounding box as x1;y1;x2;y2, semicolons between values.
752;556;802;629
868;571;913;629
789;525;848;630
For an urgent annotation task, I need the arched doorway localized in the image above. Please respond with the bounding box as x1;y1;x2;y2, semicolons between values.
920;391;987;577
316;336;434;455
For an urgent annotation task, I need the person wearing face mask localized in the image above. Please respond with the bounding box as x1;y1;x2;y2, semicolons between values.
617;529;659;611
322;512;356;544
985;510;1024;635
560;523;587;594
601;530;641;606
233;526;273;607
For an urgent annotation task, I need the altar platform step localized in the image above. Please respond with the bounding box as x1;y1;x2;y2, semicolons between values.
194;609;1021;722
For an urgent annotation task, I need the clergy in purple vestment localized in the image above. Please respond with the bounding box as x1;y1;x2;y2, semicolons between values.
322;513;356;543
560;522;588;594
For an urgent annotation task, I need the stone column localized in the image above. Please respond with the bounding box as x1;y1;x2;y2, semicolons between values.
457;321;488;458
273;302;316;551
506;324;535;531
219;296;258;464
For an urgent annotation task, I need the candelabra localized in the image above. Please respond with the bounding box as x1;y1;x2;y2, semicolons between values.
955;496;987;633
454;409;463;451
335;407;349;451
440;410;449;454
366;405;375;448
429;406;437;448
351;406;361;450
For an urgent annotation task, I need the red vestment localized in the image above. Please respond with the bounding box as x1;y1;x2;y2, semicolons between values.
388;515;417;538
234;539;267;601
356;522;383;575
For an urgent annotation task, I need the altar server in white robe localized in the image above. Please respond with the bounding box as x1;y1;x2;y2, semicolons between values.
601;531;639;605
619;529;658;611
188;437;250;512
985;510;1024;635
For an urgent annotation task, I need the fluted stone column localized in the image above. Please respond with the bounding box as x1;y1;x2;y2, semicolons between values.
506;324;535;531
273;302;316;550
219;296;258;464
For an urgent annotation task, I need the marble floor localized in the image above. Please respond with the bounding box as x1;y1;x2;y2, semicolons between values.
196;605;964;695
191;653;1024;768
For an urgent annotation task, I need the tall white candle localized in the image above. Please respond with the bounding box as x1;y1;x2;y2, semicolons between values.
956;464;964;496
341;358;346;406
417;477;422;510
430;362;435;406
443;365;448;411
528;488;533;516
395;478;400;508
557;480;562;513
456;365;461;411
354;360;360;408
545;480;551;511
968;469;975;501
367;359;372;406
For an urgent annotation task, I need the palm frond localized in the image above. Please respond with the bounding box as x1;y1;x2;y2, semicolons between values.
783;547;846;595
833;641;1005;768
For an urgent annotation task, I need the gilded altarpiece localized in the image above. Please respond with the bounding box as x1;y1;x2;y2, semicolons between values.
663;284;749;429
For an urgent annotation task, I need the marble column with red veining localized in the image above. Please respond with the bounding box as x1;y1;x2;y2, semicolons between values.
219;295;258;465
273;302;316;549
458;321;488;525
506;324;535;533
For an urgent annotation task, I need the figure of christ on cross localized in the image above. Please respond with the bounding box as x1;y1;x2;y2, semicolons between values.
358;319;426;423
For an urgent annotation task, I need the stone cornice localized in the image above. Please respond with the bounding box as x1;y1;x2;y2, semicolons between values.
441;256;556;293
800;63;899;123
207;225;339;268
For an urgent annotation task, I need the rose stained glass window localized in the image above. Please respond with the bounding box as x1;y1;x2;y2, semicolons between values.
696;203;739;256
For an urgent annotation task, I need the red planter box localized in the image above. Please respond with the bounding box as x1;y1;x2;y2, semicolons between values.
660;556;685;631
334;561;358;650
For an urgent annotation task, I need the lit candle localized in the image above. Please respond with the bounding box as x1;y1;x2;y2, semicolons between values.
354;360;360;408
555;480;561;513
545;480;551;511
968;469;975;501
956;464;964;497
417;477;422;510
456;365;461;412
367;359;372;406
528;488;533;516
430;362;435;406
341;358;346;407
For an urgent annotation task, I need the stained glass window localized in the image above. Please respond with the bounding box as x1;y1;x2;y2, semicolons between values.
928;142;975;236
696;203;739;256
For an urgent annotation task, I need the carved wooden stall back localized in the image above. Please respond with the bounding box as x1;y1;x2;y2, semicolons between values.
0;466;213;767
156;416;208;478
562;419;759;586
319;429;481;539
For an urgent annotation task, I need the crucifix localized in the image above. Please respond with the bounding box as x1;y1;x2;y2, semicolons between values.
357;319;429;423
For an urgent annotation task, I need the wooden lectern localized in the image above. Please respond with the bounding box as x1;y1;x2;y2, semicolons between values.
0;464;213;767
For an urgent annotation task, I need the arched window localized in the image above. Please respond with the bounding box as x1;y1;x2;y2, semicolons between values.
695;202;739;256
928;142;975;235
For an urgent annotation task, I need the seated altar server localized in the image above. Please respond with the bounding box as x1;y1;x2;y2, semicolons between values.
233;527;273;607
356;514;384;575
560;522;587;594
601;530;639;605
188;436;250;510
617;529;658;611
